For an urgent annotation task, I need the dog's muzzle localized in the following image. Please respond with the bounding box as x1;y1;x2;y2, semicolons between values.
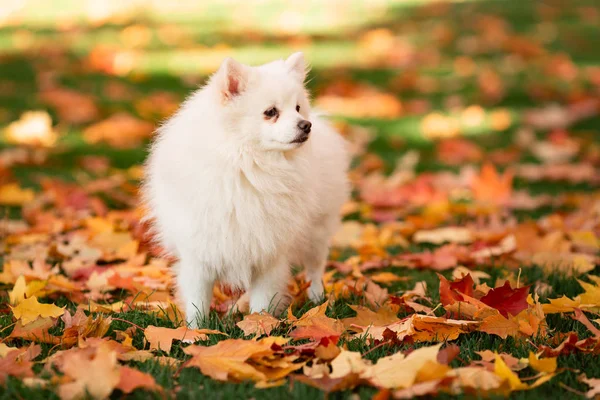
291;119;312;144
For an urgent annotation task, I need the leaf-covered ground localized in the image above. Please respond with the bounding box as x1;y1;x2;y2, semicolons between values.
1;1;600;399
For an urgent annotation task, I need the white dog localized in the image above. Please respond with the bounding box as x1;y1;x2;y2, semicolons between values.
143;52;349;327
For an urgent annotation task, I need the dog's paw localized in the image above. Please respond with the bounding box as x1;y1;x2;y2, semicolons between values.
308;280;325;303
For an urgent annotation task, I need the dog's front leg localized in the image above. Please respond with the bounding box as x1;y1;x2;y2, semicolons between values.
249;257;291;316
176;258;215;328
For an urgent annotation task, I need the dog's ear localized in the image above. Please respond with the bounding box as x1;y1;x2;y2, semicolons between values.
216;57;248;102
285;52;307;83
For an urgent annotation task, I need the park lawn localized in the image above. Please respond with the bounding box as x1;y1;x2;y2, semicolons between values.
1;0;600;399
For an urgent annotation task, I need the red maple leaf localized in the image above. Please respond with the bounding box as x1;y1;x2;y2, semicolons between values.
438;273;474;306
480;281;530;318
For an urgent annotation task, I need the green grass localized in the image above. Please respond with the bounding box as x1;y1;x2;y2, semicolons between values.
1;0;600;398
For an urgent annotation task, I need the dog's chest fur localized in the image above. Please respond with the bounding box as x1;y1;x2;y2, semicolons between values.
220;149;319;267
146;141;320;287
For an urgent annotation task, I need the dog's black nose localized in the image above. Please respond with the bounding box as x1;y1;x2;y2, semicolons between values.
298;120;312;134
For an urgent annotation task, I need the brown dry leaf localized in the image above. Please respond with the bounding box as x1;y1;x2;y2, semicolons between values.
236;312;280;336
39;88;99;124
134;91;179;119
144;325;226;353
437;138;483;165
83;113;154;149
60;309;112;348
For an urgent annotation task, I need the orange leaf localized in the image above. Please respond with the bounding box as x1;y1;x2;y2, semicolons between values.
471;163;513;206
183;339;274;382
144;326;226;353
479;313;520;339
342;305;399;329
117;366;161;394
236;312;280;336
438;273;474;306
58;345;121;400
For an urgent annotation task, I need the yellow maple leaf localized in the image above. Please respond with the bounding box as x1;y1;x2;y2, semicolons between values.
494;353;528;390
10;296;65;325
542;295;582;314
579;277;600;309
8;275;26;305
495;353;555;391
527;352;557;373
0;183;35;206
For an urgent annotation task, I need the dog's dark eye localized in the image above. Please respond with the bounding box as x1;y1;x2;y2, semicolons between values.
296;105;300;112
264;107;278;118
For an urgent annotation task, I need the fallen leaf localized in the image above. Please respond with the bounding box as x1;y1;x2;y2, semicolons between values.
11;296;65;325
83;113;153;149
0;183;35;206
237;312;280;336
580;375;600;399
527;352;557;373
439;273;474;306
366;344;443;389
116;366;161;394
3;111;57;147
58;345;120;400
414;227;473;244
144;325;226;353
480;281;530;318
470;163;513;206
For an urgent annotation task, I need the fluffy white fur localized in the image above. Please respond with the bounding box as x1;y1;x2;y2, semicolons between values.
143;52;349;327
